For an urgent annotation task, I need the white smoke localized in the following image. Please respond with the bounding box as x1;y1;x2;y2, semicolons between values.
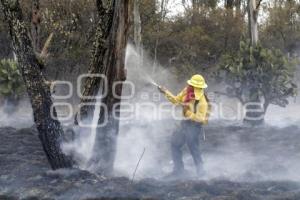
61;90;103;170
0;98;34;128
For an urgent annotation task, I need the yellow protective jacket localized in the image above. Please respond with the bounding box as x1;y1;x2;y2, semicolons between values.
164;87;210;124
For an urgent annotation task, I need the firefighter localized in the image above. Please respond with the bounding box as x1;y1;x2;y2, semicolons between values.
158;74;210;178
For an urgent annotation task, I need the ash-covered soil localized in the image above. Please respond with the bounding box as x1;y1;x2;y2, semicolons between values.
1;124;300;200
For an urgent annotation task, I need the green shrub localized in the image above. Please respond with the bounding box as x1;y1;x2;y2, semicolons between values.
0;59;25;99
218;41;297;123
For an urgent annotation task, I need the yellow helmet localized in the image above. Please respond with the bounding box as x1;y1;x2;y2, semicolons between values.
187;74;208;89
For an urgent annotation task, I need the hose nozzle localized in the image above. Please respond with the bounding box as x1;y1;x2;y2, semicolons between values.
157;85;166;93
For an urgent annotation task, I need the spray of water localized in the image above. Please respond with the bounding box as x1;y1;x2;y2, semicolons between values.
128;49;159;88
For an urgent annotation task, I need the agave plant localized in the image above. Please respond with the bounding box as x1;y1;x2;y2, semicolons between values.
0;59;25;112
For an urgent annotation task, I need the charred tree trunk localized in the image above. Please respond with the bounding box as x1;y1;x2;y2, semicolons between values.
75;0;114;124
1;0;72;169
76;0;131;175
31;0;41;52
93;0;131;175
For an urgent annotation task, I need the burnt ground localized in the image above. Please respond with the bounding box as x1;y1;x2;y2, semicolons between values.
1;124;300;200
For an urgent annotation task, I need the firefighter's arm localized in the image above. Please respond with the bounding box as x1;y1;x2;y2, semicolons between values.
163;89;185;105
184;101;209;124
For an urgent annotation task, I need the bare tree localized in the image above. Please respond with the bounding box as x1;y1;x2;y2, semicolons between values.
93;0;131;175
0;0;72;169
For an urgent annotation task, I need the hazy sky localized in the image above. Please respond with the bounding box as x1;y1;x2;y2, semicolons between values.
165;0;186;17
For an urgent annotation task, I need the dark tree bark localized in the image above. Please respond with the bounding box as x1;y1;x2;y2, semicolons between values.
0;0;72;170
75;0;114;124
94;0;131;175
76;0;131;175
